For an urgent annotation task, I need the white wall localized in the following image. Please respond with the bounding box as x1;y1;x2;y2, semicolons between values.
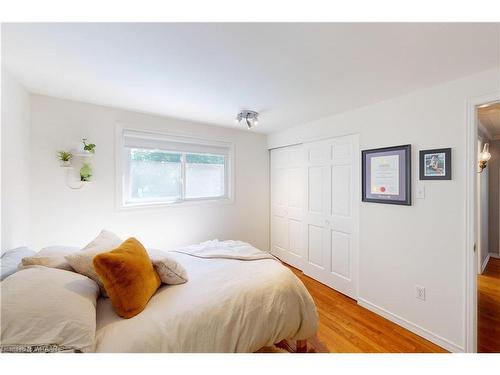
267;68;500;352
1;69;31;250
30;95;269;252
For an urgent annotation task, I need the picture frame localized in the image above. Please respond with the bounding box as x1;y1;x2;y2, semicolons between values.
362;144;411;205
419;148;451;180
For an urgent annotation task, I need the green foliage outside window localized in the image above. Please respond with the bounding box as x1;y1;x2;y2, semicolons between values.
131;150;181;163
131;149;224;164
186;154;224;164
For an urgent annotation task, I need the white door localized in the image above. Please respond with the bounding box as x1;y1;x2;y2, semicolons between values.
270;145;305;270
302;134;359;299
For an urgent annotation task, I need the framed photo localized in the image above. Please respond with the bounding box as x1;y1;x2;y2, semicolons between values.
419;148;451;180
362;144;411;205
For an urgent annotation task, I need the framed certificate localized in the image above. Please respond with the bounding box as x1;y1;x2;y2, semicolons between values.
362;144;411;205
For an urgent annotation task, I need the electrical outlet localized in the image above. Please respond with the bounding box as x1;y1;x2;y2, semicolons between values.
415;285;426;301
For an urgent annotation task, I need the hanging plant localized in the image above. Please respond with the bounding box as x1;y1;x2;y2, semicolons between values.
82;138;96;154
80;163;93;182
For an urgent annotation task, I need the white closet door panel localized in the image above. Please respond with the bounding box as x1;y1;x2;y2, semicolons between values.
272;168;288;208
302;134;359;300
331;165;351;217
288;144;304;166
272;215;288;250
307;224;324;268
308;147;328;164
271;147;288;168
272;205;288;218
307;166;324;214
330;230;351;279
332;142;352;165
287;167;303;220
288;168;302;207
270;145;305;270
288;219;302;257
329;216;352;234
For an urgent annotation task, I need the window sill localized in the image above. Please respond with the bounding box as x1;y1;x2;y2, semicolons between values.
117;196;234;212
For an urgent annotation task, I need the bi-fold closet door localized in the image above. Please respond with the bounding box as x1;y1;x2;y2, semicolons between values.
270;134;359;300
270;144;305;270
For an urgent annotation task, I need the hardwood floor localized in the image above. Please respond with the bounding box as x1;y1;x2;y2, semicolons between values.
478;257;500;353
285;264;447;353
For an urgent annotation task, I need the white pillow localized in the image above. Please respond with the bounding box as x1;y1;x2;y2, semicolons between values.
148;249;188;285
65;230;122;296
38;245;80;257
1;247;36;280
0;266;99;353
21;246;79;271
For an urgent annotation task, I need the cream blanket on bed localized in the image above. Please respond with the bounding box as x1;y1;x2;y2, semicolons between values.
172;240;277;261
94;243;318;352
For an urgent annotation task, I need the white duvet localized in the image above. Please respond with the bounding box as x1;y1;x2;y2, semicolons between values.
95;250;318;352
172;240;278;261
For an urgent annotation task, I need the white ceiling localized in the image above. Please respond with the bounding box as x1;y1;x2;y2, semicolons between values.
479;102;500;139
2;23;499;133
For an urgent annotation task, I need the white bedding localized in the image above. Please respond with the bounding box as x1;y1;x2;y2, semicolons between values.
1;266;99;353
95;251;318;352
173;240;277;261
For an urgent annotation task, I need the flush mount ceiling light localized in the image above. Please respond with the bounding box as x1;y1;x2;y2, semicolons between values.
235;110;259;129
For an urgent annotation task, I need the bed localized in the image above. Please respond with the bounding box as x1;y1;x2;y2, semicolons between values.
1;240;318;353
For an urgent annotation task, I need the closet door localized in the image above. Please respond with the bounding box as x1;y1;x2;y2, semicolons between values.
302;134;359;299
270;145;305;269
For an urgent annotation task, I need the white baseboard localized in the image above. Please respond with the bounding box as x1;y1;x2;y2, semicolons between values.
357;297;464;353
489;252;500;259
481;254;491;273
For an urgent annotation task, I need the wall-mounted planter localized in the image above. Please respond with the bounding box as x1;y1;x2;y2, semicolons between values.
57;151;74;168
58;139;96;189
79;163;93;183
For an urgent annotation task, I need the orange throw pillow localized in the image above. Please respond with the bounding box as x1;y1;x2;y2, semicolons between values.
93;237;161;318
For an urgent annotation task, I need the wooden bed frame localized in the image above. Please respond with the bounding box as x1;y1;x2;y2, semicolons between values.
296;339;308;353
275;339;308;353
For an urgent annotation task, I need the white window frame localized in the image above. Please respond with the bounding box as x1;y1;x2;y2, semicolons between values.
115;124;234;210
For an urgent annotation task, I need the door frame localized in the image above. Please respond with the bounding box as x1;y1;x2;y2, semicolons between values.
465;92;500;353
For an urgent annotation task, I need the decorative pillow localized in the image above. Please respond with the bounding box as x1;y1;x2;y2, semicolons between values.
93;237;161;318
65;230;122;296
0;266;99;353
1;247;36;280
152;256;188;285
37;245;80;256
21;246;79;271
22;256;73;271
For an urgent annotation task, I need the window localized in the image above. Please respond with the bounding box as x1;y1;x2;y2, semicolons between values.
185;153;225;199
120;129;231;207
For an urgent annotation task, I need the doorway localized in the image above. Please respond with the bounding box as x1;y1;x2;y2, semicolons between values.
466;95;500;353
476;101;500;352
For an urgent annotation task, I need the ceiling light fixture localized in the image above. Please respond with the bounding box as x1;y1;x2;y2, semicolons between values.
235;110;259;129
